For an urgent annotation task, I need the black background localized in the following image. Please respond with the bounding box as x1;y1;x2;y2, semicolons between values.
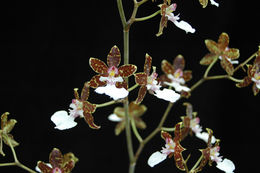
0;0;259;173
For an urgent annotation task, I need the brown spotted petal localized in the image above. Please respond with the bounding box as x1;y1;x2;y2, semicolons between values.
37;161;52;173
49;148;63;169
144;54;152;75
62;160;75;173
135;85;147;104
80;82;90;101
83;101;96;113
205;39;221;55
118;64;137;77
173;123;185;171
220;56;234;75
83;111;100;129
107;45;121;67
2;118;17;134
173;55;185;71
183;70;192;82
63;152;79;165
218;33;229;51
252;83;260;96
156;3;168;37
89;74;107;88
89;58;108;74
236;76;252;88
200;53;219;65
223;48;240;60
114;107;125;118
134;117;147;129
115;80;128;90
162;60;174;76
135;73;148;85
161;131;172;140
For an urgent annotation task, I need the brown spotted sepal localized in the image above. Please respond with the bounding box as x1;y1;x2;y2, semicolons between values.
236;51;260;95
37;148;78;173
200;32;240;75
108;102;147;135
156;0;176;36
0;112;19;156
74;82;99;129
89;45;137;89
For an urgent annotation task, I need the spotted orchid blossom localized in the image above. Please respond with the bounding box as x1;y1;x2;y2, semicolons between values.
194;129;235;173
157;2;195;36
89;45;137;100
148;123;186;171
161;55;192;93
200;32;240;75
135;54;180;104
108;101;147;135
36;148;78;173
181;103;202;140
51;83;100;130
236;52;260;95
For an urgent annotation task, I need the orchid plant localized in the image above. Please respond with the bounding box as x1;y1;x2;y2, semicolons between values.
0;0;259;173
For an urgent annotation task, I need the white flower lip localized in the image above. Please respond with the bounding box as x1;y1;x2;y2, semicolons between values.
147;151;168;167
216;158;235;173
95;84;129;100
108;113;122;122
154;88;180;103
195;131;216;144
50;110;77;130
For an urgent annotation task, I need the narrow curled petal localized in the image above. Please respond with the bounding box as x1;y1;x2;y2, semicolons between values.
147;151;167;167
216;158;235;173
95;84;128;100
144;54;152;75
51;111;77;130
173;20;195;33
83;112;100;129
135;85;147;104
154;88;180;102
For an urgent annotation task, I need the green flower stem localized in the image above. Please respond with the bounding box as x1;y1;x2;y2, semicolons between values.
1;137;37;173
191;153;204;171
234;51;258;73
130;118;143;143
161;127;175;132
128;83;139;92
134;10;161;22
95;100;120;108
204;57;218;78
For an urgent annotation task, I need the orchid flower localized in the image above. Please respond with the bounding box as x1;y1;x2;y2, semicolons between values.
108;102;147;135
51;82;100;130
148;123;186;171
135;54;180;104
36;148;78;173
199;0;219;8
89;45;137;100
236;52;260;95
157;1;195;36
161;55;192;93
194;129;235;173
200;32;240;75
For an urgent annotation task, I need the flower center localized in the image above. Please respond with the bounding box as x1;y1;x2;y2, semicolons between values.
52;167;62;173
147;66;158;85
173;69;183;79
254;72;260;80
108;66;118;78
